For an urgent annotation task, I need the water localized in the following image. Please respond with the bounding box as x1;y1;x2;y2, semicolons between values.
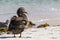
0;0;60;23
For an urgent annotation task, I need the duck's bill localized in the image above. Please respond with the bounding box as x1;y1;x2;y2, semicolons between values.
24;12;28;14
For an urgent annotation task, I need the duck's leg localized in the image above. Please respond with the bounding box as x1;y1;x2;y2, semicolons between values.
19;33;21;38
13;30;16;37
14;33;16;37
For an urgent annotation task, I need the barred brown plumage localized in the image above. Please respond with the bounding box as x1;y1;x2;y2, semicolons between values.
8;7;28;38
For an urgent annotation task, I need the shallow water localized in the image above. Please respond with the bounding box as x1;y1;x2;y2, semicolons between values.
0;0;60;25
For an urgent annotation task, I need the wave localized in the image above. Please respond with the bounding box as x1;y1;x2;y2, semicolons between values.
0;0;60;6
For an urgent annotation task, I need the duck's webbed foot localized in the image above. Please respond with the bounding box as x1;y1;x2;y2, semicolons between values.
19;36;21;38
14;36;16;37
